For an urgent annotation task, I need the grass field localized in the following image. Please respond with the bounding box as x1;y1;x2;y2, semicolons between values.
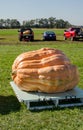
0;29;83;130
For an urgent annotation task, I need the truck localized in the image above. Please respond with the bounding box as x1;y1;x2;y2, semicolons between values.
64;27;83;41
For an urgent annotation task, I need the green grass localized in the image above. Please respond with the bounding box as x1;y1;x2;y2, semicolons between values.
0;29;83;130
0;28;64;44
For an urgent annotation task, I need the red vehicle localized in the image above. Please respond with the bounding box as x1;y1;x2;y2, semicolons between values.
64;27;83;41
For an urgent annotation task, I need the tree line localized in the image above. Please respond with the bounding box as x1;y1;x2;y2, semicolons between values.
0;17;71;29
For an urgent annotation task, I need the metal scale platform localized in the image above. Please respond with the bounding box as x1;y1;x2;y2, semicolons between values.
10;81;83;110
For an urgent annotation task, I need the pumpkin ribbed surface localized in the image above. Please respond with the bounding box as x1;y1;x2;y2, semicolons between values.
12;48;79;93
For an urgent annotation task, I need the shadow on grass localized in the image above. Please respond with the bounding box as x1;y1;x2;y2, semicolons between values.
30;105;83;113
0;39;65;45
0;38;6;40
33;39;64;42
0;95;21;115
19;39;64;43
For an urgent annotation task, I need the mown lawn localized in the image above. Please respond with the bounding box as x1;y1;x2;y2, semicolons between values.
0;29;83;130
0;28;64;44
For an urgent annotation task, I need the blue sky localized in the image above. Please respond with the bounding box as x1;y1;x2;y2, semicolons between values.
0;0;83;25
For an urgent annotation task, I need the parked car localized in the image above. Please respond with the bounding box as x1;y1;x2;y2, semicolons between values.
18;28;34;41
42;31;56;41
64;27;83;41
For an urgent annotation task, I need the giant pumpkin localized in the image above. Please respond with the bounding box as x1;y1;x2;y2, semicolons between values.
12;48;79;93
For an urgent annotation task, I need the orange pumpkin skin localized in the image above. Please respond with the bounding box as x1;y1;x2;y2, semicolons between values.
12;48;79;93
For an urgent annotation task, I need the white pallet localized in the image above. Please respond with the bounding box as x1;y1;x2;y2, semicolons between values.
10;81;83;110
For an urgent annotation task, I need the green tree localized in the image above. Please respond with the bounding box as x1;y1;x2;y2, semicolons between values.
10;19;20;28
48;17;56;28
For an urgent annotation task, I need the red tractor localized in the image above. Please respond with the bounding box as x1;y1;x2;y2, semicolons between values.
64;27;83;41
